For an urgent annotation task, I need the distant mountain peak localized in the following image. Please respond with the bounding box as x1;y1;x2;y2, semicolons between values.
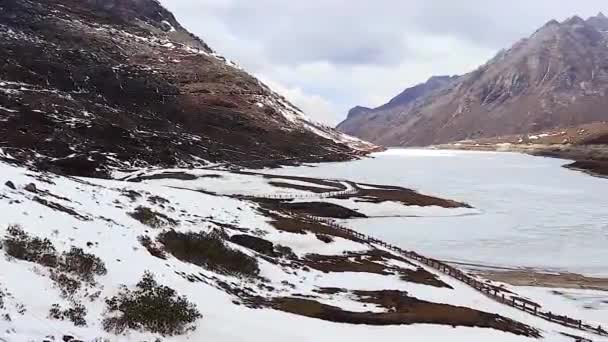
543;19;561;27
564;15;585;25
346;106;373;120
587;11;608;30
338;13;608;147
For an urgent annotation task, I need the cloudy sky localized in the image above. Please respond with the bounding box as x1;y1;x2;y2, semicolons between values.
160;1;608;126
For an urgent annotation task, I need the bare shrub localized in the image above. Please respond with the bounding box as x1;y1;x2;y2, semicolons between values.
49;302;87;326
59;247;107;282
138;235;167;259
129;206;177;229
158;230;259;277
103;272;201;336
50;271;82;298
2;225;58;267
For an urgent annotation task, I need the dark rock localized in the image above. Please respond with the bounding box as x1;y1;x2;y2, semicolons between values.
229;234;275;257
315;234;334;244
4;181;16;190
24;183;37;193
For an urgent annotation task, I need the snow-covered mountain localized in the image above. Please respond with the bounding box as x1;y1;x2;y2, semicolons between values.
0;0;377;178
338;14;608;147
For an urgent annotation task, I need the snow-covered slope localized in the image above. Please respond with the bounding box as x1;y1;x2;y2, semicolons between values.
0;159;605;342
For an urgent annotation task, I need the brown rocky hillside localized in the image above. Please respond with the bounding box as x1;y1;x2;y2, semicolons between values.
338;14;608;147
0;0;376;178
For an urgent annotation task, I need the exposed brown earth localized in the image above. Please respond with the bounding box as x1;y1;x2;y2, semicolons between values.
270;295;540;337
435;122;608;177
267;215;368;244
249;171;471;209
0;0;375;178
347;182;471;208
303;250;451;288
267;181;339;194
564;160;608;177
257;199;366;219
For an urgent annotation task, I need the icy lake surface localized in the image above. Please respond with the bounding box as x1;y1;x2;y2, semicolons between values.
270;149;608;276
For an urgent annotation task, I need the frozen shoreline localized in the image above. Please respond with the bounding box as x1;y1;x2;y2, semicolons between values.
267;148;608;277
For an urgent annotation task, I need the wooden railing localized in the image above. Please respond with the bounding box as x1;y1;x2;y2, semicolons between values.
258;188;357;200
300;214;606;338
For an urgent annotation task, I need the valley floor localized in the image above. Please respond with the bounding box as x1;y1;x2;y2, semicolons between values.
0;151;607;341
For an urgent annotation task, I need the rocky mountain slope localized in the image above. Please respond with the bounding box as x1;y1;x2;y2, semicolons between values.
338;14;608;147
0;0;376;178
338;76;457;136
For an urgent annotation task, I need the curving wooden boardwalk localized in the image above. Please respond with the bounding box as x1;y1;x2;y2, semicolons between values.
261;187;606;339
305;214;606;339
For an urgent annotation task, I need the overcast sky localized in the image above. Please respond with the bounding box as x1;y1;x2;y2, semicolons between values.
160;1;608;126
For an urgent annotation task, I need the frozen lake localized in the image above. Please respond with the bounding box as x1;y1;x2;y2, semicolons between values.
270;149;608;276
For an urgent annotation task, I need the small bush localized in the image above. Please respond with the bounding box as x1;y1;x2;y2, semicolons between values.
2;226;107;300
129;206;177;229
59;247;107;282
49;302;87;327
315;234;334;244
2;225;58;267
50;271;82;298
139;235;167;259
158;230;260;277
103;272;201;336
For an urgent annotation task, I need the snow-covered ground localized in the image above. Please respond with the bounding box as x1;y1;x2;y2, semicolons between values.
514;286;608;328
268;149;608;277
120;168;326;197
1;159;606;341
292;197;480;217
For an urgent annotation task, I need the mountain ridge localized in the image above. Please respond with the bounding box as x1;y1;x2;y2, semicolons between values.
0;0;376;178
338;13;608;147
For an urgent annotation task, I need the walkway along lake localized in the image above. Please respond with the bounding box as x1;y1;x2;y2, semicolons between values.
269;149;608;277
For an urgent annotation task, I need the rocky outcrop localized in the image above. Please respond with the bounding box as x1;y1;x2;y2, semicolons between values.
338;14;608;147
0;0;375;177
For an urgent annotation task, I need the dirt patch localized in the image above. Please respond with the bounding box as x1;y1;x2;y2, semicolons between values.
271;296;540;337
268;215;367;244
347;182;471;208
229;234;295;259
267;181;337;194
475;270;608;291
258;200;366;219
33;196;91;221
128;171;200;182
565;160;608;177
303;250;451;288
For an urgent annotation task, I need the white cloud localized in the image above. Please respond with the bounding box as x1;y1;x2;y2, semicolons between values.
257;76;341;125
160;0;608;125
